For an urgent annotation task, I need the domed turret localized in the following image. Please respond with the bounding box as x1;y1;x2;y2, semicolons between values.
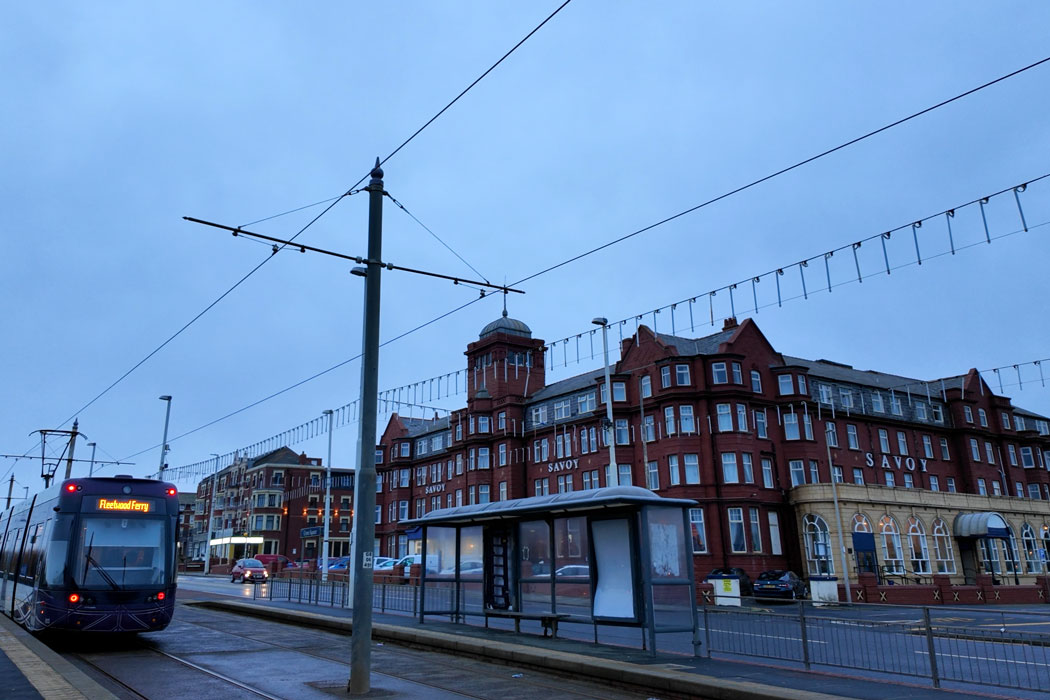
479;310;532;339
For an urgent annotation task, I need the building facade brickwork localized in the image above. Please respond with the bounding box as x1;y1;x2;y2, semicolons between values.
374;315;1050;587
191;447;354;564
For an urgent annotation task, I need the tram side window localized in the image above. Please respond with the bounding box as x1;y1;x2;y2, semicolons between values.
44;517;72;587
0;527;20;578
0;528;16;579
20;523;47;583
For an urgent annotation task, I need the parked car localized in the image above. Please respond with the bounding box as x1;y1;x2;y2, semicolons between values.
706;567;754;596
395;553;441;577
253;554;298;570
231;558;269;584
326;556;351;570
754;570;807;600
437;558;484;576
554;564;590;578
373;557;396;571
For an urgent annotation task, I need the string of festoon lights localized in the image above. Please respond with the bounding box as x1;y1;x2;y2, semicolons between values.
542;176;1046;372
160;176;1050;483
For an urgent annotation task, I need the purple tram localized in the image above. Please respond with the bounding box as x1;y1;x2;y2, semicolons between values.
0;476;179;632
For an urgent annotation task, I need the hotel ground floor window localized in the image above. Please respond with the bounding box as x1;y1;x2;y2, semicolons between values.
749;508;762;553
803;514;832;575
932;518;956;574
689;508;707;553
768;512;783;555
879;515;904;574
728;508;746;553
906;516;931;574
1022;523;1043;574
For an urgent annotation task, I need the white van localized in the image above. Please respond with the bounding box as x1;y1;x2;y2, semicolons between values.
396;553;440;577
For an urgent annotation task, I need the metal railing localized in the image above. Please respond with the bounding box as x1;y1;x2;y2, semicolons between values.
252;577;1050;694
263;577;432;616
701;598;1050;693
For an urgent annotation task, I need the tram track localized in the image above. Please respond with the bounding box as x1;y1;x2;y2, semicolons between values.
172;607;641;700
52;603;643;700
66;643;285;700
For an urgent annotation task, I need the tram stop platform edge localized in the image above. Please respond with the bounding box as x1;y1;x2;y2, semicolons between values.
0;613;118;700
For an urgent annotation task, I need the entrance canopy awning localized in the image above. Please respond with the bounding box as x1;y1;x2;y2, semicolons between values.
954;512;1010;538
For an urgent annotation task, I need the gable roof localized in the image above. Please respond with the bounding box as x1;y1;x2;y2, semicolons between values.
653;328;737;356
529;368;605;401
401;414;451;438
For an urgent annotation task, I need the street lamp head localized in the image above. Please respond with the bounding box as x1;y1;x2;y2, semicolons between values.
350;266;367;277
87;442;96;448
159;395;172;401
323;409;333;416
591;317;607;326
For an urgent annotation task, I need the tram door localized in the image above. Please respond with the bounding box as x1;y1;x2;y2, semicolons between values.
484;527;512;610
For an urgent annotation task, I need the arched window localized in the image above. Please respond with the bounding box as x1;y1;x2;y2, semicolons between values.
906;516;931;574
803;514;833;575
1022;523;1043;574
878;515;903;574
931;518;956;574
852;513;872;533
1004;525;1021;575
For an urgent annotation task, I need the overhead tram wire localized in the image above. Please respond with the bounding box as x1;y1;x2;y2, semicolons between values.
229;0;574;232
117;292;490;466
28;2;575;467
127;180;1049;469
513;53;1050;286
387;192;491;284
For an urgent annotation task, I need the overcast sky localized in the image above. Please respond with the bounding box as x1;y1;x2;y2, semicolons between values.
4;2;1050;495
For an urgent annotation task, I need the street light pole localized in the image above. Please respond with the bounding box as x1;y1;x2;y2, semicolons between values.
826;424;852;603
592;318;618;486
348;160;384;695
158;396;173;476
205;453;219;576
87;442;97;477
322;409;334;582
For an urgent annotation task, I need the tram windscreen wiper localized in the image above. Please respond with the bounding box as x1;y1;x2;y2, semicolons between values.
83;536;120;591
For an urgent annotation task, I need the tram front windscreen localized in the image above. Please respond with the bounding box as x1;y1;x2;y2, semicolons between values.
73;516;169;588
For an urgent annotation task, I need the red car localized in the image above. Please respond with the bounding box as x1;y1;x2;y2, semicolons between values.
253;554;298;570
231;558;269;584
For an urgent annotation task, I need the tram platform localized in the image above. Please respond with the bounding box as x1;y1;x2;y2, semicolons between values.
0;613;116;700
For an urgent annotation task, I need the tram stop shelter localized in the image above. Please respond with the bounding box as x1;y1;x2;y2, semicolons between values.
406;485;700;655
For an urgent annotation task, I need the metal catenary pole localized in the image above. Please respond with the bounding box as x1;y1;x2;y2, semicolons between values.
593;318;618;485
322;409;334;582
826;425;852;603
348;160;383;695
204;453;219;575
158;396;173;476
62;420;80;480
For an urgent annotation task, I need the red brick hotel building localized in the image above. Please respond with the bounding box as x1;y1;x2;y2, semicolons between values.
375;314;1050;599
